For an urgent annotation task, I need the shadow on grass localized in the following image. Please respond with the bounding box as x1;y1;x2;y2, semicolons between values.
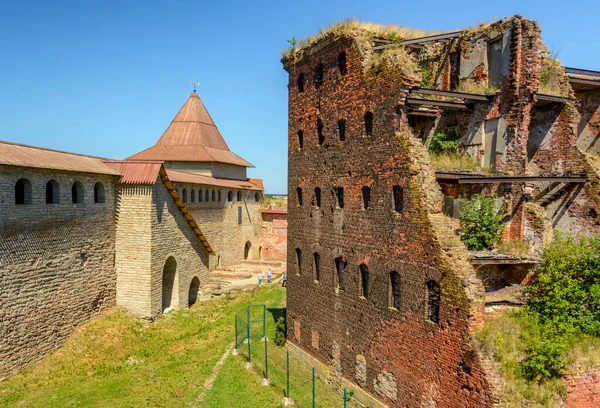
267;308;285;324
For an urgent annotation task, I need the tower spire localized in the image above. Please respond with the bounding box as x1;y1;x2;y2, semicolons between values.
190;81;200;93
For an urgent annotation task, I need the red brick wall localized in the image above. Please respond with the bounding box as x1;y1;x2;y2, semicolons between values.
261;211;287;261
284;35;490;407
566;369;600;407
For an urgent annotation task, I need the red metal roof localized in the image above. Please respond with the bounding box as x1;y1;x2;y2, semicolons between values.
0;140;121;176
166;169;263;191
103;161;163;184
127;92;254;168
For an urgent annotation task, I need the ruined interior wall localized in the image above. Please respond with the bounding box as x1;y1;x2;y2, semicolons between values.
0;166;117;379
285;37;489;407
179;183;262;269
260;212;287;262
576;90;600;155
115;185;153;317
150;180;210;315
566;368;600;408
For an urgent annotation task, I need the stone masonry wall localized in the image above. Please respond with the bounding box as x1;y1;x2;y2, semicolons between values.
115;185;153;317
182;184;263;268
150;180;210;315
0;166;117;379
284;36;489;407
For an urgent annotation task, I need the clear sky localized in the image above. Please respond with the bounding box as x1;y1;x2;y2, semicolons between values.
1;0;598;193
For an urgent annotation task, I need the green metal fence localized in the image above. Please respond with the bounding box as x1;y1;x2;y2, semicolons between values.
234;304;363;407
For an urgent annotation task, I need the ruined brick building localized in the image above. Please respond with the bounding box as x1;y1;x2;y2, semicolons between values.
0;91;264;378
282;15;600;407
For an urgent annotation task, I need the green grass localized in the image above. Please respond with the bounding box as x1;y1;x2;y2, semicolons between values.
0;284;285;408
264;195;288;209
497;239;532;256
473;310;600;407
429;153;494;174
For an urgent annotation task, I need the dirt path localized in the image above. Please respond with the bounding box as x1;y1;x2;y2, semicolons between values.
189;341;235;407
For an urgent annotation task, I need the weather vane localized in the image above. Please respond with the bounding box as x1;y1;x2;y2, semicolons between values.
190;81;200;93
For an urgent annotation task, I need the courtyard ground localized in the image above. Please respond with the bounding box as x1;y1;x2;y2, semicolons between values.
0;283;288;408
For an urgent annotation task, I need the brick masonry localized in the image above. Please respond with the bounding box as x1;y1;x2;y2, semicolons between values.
565;368;600;408
260;210;287;261
0;166;118;379
282;15;600;407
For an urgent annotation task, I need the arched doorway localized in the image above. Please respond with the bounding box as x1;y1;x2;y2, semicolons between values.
188;277;200;307
244;241;252;260
162;256;178;312
258;246;262;260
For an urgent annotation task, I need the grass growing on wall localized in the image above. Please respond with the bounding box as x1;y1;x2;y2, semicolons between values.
0;285;286;408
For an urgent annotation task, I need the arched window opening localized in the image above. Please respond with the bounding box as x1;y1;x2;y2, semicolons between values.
298;130;304;149
182;188;188;203
15;178;32;205
191;189;196;203
237;191;242;201
205;190;209;202
297;73;305;93
199;189;203;202
244;241;252;260
390;272;401;310
162;256;178;312
317;119;324;145
218;190;222;201
362;186;371;210
212;190;216;202
296;248;302;275
94;182;105;204
188;276;200;307
258;246;262;259
360;264;369;299
393;186;404;213
313;252;320;282
334;187;344;209
427;280;441;323
364;111;373;137
296;187;303;206
314;187;321;208
72;181;84;204
255;192;260;202
338;119;346;141
314;63;324;89
335;257;346;291
338;51;347;75
228;191;233;202
46;180;60;204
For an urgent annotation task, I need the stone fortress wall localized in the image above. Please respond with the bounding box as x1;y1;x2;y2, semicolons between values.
0;165;119;379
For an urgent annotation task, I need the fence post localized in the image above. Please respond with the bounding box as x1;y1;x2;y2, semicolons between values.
312;367;315;408
286;349;290;398
264;306;268;380
234;314;238;349
246;306;251;363
343;388;347;408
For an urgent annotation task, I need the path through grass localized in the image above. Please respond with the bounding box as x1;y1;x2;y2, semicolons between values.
0;284;285;407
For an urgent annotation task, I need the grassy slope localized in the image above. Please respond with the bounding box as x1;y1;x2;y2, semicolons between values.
0;284;285;408
474;310;600;407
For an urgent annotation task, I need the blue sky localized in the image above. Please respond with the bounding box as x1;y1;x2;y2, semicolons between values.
1;0;598;193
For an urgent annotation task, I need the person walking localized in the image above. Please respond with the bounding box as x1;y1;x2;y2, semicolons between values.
267;269;273;284
281;272;287;287
257;271;263;286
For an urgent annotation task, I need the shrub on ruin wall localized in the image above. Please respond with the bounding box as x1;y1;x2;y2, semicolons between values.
274;316;286;347
428;131;458;155
458;195;504;250
520;234;600;381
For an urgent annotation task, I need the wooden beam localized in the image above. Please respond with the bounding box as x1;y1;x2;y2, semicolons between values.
411;87;491;101
406;97;470;110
